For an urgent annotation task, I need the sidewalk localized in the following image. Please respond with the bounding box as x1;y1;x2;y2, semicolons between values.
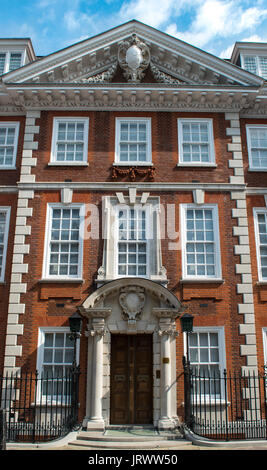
5;428;267;451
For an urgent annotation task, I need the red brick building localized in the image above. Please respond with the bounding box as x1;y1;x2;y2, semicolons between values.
0;21;267;433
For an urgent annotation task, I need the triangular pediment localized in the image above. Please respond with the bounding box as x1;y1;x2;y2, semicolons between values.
2;20;263;88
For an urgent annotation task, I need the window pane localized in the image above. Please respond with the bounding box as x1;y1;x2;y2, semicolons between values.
244;56;257;74
55;333;64;347
9;53;22;71
0;54;6;75
44;333;53;347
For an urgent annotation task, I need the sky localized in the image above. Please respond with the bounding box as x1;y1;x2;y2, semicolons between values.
1;0;267;59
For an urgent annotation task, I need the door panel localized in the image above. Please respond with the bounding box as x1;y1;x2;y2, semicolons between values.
110;335;129;424
110;334;153;425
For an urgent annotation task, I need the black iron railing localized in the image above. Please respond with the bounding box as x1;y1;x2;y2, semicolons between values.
0;368;80;443
183;362;267;440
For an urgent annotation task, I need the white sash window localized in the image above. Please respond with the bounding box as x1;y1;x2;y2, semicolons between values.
181;204;221;280
50;117;89;164
178;119;215;166
0;122;19;168
43;204;84;279
115;118;152;164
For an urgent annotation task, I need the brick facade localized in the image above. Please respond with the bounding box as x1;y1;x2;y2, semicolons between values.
1;21;267;429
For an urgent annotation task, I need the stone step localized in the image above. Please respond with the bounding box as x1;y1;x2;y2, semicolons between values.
68;438;191;450
76;431;182;442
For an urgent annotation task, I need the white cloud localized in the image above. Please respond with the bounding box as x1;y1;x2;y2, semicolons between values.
165;0;267;50
63;10;96;32
241;34;267;42
118;0;185;28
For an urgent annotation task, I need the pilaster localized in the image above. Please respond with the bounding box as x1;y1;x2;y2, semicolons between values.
227;112;258;374
3;110;40;375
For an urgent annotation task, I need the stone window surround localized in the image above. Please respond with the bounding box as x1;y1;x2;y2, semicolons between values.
96;192;167;285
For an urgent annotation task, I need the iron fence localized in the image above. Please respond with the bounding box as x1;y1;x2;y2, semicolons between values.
184;362;267;440
0;367;80;443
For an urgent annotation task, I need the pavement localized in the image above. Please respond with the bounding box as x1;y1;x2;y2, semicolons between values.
3;427;267;452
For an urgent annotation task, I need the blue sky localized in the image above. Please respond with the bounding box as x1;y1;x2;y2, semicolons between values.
1;0;267;59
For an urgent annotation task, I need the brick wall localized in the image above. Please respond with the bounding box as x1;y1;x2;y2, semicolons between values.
0;108;264;410
31;111;233;183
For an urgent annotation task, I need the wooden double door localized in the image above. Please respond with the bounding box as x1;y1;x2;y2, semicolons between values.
110;334;153;425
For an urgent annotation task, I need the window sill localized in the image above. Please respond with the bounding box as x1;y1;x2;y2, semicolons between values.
0;166;17;170
180;278;224;284
47;162;89;167
247;168;267;172
39;278;84;284
32;401;77;407
113;162;153;167
182;400;230;406
177;163;217;168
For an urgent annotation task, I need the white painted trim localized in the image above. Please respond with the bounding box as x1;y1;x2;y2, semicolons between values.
241;54;267;79
115;117;152;164
177;118;215;166
50;117;89;164
42;203;85;280
184;326;227;401
37;326;80;371
262;328;267;366
36;326;80;403
0;121;20;169
0;206;11;282
246;124;267;171
180;203;222;281
184;326;227;368
0;50;24;75
253;207;267;282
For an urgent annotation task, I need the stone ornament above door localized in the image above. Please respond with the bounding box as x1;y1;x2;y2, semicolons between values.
119;285;146;325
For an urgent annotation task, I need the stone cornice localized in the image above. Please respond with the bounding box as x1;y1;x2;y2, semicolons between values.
17;181;246;192
0;83;260;114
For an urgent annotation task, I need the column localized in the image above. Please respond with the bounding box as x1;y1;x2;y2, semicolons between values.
158;326;172;429
89;323;105;429
81;308;111;431
153;309;179;430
